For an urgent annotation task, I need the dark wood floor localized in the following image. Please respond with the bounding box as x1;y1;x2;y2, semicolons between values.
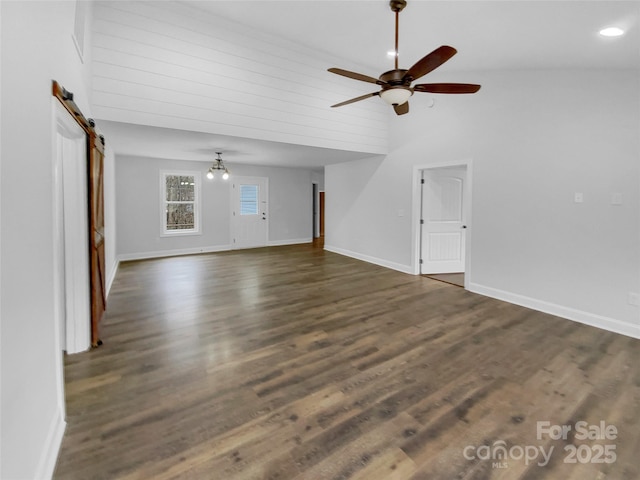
55;244;640;480
424;272;465;288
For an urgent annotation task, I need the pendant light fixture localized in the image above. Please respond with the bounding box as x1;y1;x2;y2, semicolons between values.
206;152;230;180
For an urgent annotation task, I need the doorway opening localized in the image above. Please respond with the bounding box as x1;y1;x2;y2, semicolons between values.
312;183;319;238
413;161;472;288
312;183;325;248
319;191;325;238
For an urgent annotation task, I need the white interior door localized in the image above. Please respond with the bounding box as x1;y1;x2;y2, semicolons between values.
232;176;268;249
421;167;467;274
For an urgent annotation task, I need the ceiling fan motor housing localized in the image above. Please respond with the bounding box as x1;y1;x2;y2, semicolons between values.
380;69;411;86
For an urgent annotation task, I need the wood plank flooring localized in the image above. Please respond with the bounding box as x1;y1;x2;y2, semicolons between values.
423;273;465;288
54;244;640;480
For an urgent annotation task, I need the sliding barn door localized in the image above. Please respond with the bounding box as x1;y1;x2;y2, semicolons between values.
53;81;106;348
89;126;106;346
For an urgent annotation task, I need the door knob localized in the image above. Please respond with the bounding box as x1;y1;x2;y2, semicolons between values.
461;225;467;229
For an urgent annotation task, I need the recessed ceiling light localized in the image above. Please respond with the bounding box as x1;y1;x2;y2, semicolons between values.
599;27;624;37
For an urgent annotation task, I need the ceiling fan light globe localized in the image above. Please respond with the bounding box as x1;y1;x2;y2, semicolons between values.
207;170;214;180
222;171;230;180
380;87;412;106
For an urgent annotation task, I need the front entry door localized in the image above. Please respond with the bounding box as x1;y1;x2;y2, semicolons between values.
421;167;467;274
232;176;268;249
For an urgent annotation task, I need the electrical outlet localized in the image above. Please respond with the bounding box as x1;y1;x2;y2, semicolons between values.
574;192;583;203
628;292;640;307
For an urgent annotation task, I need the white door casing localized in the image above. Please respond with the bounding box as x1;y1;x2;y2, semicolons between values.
232;176;268;249
421;167;467;274
312;182;319;238
53;100;91;355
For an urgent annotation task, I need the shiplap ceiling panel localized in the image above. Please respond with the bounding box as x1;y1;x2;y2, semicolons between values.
92;81;387;146
94;91;387;150
92;73;386;132
92;0;389;160
94;6;337;89
92;44;384;122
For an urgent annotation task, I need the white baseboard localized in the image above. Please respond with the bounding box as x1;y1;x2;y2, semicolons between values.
118;244;233;262
117;240;316;263
324;244;414;275
268;238;312;247
469;282;640;340
315;246;639;339
34;410;66;480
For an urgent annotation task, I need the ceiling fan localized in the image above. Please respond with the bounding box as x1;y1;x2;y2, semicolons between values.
328;0;481;115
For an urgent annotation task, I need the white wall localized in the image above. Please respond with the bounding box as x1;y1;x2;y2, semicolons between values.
104;144;118;293
116;156;315;259
311;170;325;191
326;69;640;338
91;0;388;155
0;1;94;478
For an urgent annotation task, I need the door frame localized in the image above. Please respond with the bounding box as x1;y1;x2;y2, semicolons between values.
312;182;324;239
411;159;473;288
312;182;319;238
319;191;325;238
52;99;91;355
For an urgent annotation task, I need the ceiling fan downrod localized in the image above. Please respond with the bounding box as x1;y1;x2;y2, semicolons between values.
389;0;407;70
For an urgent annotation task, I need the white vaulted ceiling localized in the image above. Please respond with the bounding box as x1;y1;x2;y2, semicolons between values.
196;0;639;73
97;1;639;168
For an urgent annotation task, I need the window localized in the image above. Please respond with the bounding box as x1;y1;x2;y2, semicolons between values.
161;171;201;235
239;184;259;215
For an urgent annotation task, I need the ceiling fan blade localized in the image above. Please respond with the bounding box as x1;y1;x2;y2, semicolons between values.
393;102;409;115
331;92;380;108
414;83;481;94
405;45;457;82
328;68;385;85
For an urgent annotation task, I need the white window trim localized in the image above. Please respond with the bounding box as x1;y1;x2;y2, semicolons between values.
160;170;202;237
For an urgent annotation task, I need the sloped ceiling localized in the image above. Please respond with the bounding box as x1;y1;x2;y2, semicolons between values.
100;0;639;168
195;0;639;73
